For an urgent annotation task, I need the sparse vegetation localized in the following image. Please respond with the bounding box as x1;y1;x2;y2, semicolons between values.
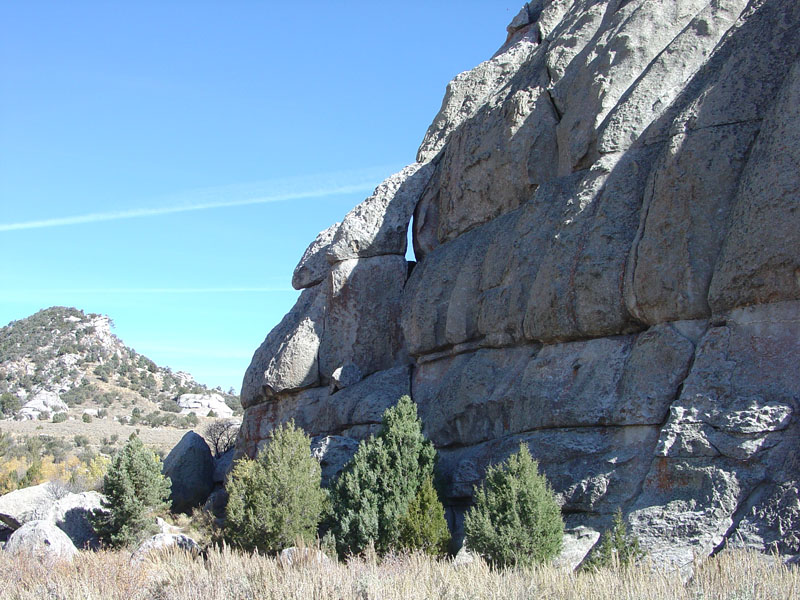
0;546;796;600
464;443;563;568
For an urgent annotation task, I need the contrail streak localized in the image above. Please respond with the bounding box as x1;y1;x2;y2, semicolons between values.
0;166;397;232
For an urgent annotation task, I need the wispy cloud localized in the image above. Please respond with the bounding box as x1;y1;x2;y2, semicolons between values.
0;165;398;232
0;286;295;297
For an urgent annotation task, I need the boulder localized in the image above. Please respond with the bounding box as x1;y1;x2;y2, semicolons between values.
278;546;331;567
177;393;233;418
212;447;235;484
0;482;61;529
4;520;77;562
241;283;326;407
18;390;67;420
130;533;201;563
47;491;105;550
292;222;340;290
162;431;214;513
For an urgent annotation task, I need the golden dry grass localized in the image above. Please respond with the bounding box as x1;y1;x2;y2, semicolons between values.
0;546;796;600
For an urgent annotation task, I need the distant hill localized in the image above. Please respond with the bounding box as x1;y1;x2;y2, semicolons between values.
0;307;240;427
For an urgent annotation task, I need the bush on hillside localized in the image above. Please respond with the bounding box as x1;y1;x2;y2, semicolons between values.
329;395;448;557
225;420;326;554
90;435;172;547
464;443;563;567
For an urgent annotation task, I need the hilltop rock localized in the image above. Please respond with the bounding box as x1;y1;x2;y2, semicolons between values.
177;393;233;418
162;431;214;513
239;0;800;568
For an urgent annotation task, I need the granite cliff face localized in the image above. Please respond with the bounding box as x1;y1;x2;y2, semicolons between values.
239;0;800;566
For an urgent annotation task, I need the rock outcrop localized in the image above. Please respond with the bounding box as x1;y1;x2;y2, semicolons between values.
162;431;215;513
239;0;800;567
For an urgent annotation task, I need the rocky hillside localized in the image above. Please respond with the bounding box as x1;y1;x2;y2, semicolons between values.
0;307;240;426
239;0;800;568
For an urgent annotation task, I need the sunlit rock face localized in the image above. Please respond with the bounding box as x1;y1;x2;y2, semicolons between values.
239;0;800;567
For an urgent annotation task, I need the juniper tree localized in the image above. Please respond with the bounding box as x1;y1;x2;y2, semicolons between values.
464;443;563;567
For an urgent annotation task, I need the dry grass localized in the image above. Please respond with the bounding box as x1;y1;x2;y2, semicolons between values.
0;546;796;600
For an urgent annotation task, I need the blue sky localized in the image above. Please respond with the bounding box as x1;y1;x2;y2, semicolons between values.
0;1;519;392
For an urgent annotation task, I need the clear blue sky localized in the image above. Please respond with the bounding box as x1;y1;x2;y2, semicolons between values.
1;1;520;393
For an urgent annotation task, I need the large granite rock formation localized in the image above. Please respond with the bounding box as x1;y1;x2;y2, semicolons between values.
239;0;800;567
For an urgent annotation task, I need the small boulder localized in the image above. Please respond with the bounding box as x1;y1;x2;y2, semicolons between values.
130;533;201;563
162;431;214;513
329;364;363;393
4;520;78;562
279;546;331;567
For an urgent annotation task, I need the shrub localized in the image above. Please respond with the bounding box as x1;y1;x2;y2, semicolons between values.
82;413;92;423
329;395;446;557
582;508;644;571
397;476;450;556
0;392;20;416
90;435;172;548
204;419;239;458
463;443;563;567
225;420;325;554
51;412;67;423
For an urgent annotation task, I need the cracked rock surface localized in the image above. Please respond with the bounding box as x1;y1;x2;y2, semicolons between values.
240;0;800;567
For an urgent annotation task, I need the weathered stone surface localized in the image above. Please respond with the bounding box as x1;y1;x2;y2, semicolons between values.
438;425;659;514
131;533;201;563
311;435;360;486
326;163;434;261
242;283;326;407
554;526;601;570
629;301;800;567
240;0;800;565
329;363;362;392
5;520;77;562
415;326;693;448
48;491;104;550
212;447;235;484
292;222;339;290
626;122;759;324
162;431;214;513
417;32;540;163
0;482;60;529
318;256;408;381
177;393;233;418
709;56;800;312
18;390;67;420
238;366;409;460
